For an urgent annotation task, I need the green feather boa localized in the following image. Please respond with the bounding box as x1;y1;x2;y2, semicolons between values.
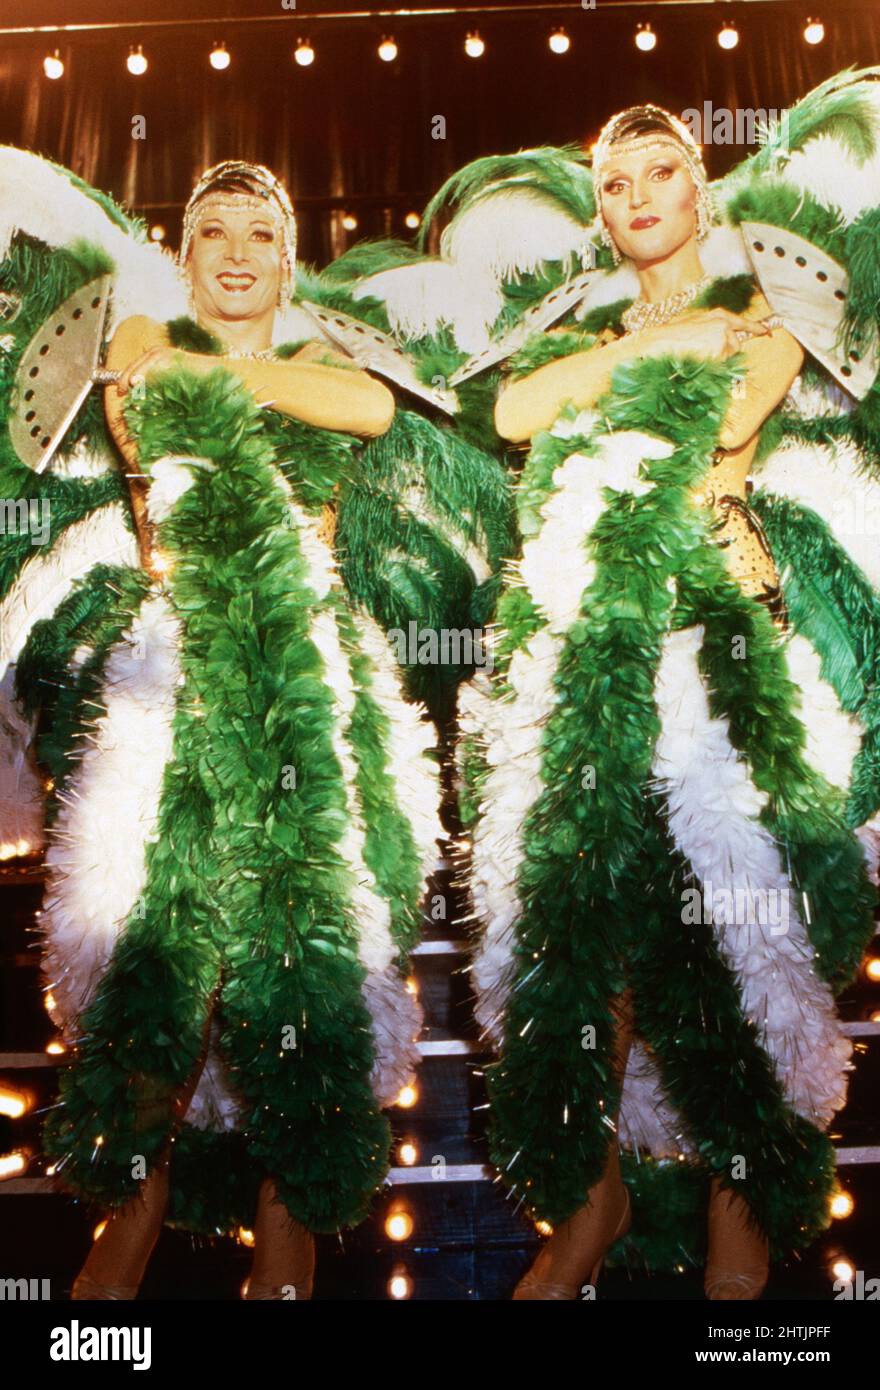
468;350;874;1265
42;365;432;1234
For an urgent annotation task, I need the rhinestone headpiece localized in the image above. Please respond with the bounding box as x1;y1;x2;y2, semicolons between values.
178;160;297;305
591;106;713;265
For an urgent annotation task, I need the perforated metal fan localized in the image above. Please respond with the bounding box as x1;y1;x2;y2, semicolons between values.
743;222;877;399
9;273;117;473
299;300;460;415
448;268;597;386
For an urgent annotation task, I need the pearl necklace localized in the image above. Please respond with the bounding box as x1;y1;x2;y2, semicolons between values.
620;274;712;335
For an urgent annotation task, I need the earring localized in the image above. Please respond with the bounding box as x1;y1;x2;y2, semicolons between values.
696;188;714;243
598;220;621;267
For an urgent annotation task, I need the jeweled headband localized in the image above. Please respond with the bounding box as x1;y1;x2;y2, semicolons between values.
178;160;298;302
591;106;713;263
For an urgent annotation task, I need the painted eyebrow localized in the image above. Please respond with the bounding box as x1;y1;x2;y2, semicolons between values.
603;156;679;182
200;218;275;228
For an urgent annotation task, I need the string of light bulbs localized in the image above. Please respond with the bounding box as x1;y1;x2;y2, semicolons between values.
38;14;828;80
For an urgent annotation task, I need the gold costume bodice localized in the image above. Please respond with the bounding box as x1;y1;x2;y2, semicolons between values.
316;499;337;548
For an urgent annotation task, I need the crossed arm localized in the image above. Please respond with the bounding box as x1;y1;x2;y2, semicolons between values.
103;314;395;472
494;292;804;450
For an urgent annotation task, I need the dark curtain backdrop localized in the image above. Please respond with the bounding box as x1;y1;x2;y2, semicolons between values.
0;0;878;264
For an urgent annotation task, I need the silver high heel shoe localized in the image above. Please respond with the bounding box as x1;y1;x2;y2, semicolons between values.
513;1185;632;1300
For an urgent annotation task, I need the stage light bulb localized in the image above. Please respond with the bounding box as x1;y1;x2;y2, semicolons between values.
804;19;825;46
635;25;657;53
149;225;165;242
385;1210;414;1241
718;25;739;50
404;211;420;229
870;1009;880;1023
294;39;315;67
46;1040;66;1055
405;975;418;996
1;839;33;858
396;1083;417;1108
237;1227;255;1247
0;1088;28;1120
93;1219;107;1241
535;1219;553;1236
865;957;880;981
388;1268;413;1298
341;213;358;231
210;43;230;71
549;29;571;55
43;51;64;80
830;1190;854;1220
0;1151;28;1180
832;1257;854;1282
127;46;148;77
398;1141;418;1166
465;32;485;59
44;991;56;1014
378;37;398;63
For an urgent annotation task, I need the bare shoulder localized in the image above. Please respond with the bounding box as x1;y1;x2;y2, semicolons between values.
105;314;168;368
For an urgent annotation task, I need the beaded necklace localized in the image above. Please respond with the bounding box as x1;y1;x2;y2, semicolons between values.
620;273;712;335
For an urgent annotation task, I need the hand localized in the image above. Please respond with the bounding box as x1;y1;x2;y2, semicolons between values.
115;346;184;396
637;308;774;363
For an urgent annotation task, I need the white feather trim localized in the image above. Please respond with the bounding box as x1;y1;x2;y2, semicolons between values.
355;187;591;353
463;421;671;1050
146;456;215;524
459;630;563;1047
618;1041;690;1158
309;604;424;1106
0;503;138;856
353;260;498;351
40;593;182;1032
516;425;671;633
441;187;592;281
755;436;880;592
0;146;188;332
784;632;864;792
354;609;445;891
780;88;880;225
652;624;853;1128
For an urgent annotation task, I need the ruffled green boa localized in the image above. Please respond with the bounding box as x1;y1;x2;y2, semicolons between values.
42;365;424;1235
466;352;875;1266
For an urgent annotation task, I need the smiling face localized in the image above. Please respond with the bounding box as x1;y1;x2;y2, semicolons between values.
599;141;699;267
185;196;287;324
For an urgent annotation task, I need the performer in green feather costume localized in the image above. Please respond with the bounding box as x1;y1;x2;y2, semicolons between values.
0;156;458;1299
443;69;880;1298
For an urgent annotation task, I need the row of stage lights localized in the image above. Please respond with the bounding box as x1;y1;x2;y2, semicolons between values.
144;206;423;245
39;17;828;80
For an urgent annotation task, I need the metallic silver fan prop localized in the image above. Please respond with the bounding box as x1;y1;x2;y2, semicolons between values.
9;274;117;473
743;222;877;399
448;268;597;387
299;300;460;415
